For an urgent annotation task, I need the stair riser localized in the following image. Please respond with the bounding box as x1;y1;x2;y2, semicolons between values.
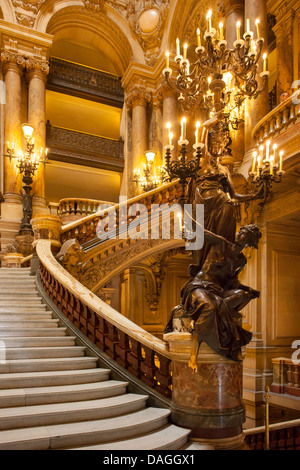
0;330;66;337
0;384;127;408
4;348;85;360
0;399;146;431
0;371;110;390
0;359;97;374
0;315;53;320
0;322;58;328
0;415;169;450
2;338;76;348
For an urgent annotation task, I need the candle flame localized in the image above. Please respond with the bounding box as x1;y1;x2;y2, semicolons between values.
206;10;212;19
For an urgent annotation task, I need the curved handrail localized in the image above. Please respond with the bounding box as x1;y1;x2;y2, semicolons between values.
36;239;170;358
61;180;180;234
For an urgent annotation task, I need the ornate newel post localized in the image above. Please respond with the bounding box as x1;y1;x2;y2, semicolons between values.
31;214;62;273
163;328;246;450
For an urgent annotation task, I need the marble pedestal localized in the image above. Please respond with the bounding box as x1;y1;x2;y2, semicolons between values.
163;330;247;449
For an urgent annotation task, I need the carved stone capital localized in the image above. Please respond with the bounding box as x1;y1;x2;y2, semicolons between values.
82;0;105;11
12;0;46;14
126;87;152;109
26;56;49;81
1;50;26;75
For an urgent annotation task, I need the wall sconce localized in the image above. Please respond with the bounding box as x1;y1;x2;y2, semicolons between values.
133;151;164;192
4;123;49;235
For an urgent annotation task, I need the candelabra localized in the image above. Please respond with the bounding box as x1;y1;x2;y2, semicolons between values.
163;119;204;204
249;140;285;200
162;12;269;156
4;124;49;235
133;151;165;192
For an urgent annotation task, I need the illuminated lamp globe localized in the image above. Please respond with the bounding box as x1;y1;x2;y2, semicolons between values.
145;151;156;163
22;123;34;140
138;9;160;34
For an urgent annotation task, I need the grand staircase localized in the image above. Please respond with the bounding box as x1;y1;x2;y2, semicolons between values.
0;267;191;450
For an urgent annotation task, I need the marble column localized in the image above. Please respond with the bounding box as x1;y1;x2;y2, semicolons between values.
161;86;178;148
126;88;150;198
243;0;269;172
224;0;245;170
1;50;26;201
272;9;295;100
26;57;49;209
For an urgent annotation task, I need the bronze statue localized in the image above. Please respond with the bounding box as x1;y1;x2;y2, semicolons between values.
165;224;262;371
187;111;264;271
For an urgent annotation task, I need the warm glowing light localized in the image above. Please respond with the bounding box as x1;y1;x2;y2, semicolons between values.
22;124;34;140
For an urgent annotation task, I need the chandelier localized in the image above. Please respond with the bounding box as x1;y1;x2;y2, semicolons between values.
249;140;285;199
162;12;269;136
133;151;164;192
163;119;203;204
4;124;49;234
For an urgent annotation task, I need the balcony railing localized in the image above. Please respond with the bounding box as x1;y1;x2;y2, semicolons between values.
46;121;124;172
252;95;300;144
271;357;300;397
244;419;300;450
47;57;124;108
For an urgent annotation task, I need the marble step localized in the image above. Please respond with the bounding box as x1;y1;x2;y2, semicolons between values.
2;336;76;348
0;356;98;373
0;368;110;389
0;288;38;294
0;280;37;286
0;320;59;328
0;314;53;320
0;380;128;407
69;424;190;451
0;407;170;450
4;346;86;360
0;327;67;337
0;299;44;305
0;393;147;430
0;307;49;314
0;328;67;338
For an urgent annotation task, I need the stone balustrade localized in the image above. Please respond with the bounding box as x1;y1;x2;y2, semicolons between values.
252;95;300;145
59;198;113;224
244;419;300;450
271;357;300;397
60;180;182;246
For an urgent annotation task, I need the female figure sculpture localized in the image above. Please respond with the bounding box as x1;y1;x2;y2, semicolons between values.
188;111;264;271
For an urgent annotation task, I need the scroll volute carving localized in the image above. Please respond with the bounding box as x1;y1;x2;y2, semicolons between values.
56;239;85;277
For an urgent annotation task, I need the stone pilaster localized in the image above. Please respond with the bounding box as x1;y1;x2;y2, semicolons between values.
1;49;26;202
125;85;151;198
26;55;49;209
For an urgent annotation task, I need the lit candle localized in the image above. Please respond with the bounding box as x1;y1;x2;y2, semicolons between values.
169;132;173;146
176;38;180;56
236;21;241;40
259;144;264;161
166;122;171;144
165;51;169;68
197;28;201;47
255;19;260;38
270;155;274;175
252;151;257;172
279;151;283;171
263;53;267;72
273;144;277;162
183;43;188;60
266;140;270;160
206;10;212;32
181;117;186;140
195;121;200;143
219;22;224;40
257;156;261;175
246;18;250;33
186;60;190;75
